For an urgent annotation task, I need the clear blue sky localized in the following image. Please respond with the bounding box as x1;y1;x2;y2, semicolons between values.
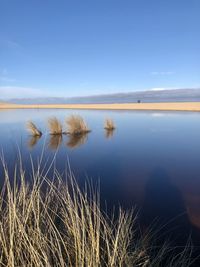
0;0;199;98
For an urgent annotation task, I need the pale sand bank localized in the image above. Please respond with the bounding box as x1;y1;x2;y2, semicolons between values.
1;102;200;112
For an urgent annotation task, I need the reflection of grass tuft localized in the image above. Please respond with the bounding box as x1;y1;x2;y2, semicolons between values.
28;135;41;148
48;117;63;135
48;135;63;150
66;115;90;135
105;129;114;139
0;156;192;266
26;121;42;136
104;119;116;131
66;133;88;149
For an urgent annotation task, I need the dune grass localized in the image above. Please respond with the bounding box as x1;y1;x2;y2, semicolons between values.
0;155;192;267
26;121;42;136
66;115;91;135
104;119;115;131
48;117;63;135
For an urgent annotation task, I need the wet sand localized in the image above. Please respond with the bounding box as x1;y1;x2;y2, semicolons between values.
1;102;200;112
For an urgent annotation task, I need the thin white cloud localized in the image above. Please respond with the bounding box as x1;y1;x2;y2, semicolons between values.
150;87;166;91
150;87;179;91
0;86;50;99
0;39;22;49
1;68;8;76
151;71;175;76
0;68;16;83
0;77;16;82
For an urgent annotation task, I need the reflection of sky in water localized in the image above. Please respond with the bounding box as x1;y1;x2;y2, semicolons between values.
1;109;200;236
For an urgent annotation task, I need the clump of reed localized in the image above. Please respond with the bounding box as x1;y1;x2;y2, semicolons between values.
66;115;90;135
48;117;63;135
104;118;116;131
0;155;192;267
26;121;42;136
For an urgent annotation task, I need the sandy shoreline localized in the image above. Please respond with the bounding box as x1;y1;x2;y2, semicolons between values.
1;102;200;112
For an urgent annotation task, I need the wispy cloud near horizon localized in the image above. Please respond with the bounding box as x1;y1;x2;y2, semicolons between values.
150;71;175;76
0;86;52;99
0;68;16;83
0;39;22;49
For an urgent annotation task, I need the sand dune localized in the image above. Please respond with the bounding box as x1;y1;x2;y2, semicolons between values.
1;102;200;112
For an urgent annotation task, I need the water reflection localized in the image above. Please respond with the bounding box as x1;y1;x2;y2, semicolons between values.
140;168;200;265
105;129;115;139
1;109;200;261
186;195;200;229
48;135;63;150
66;133;88;149
27;135;41;149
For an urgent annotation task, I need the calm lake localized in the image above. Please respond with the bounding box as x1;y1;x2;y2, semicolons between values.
1;109;200;251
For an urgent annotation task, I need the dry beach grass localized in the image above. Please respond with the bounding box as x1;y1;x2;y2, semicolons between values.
66;115;90;135
48;117;63;135
0;155;192;267
26;121;42;136
104;119;115;130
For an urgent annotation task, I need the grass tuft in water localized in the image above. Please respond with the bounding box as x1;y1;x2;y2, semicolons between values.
66;115;91;135
104;119;116;131
26;121;42;136
48;117;63;135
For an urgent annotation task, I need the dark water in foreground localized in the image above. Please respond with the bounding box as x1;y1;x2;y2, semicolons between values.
0;109;200;260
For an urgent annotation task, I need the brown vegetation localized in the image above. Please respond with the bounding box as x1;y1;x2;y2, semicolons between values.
26;121;42;136
104;118;115;131
66;115;90;135
48;117;63;135
0;157;191;266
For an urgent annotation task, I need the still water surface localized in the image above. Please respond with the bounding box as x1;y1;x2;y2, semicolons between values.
1;109;200;252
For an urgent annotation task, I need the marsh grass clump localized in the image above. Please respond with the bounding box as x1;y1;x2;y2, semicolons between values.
0;158;140;267
0;157;192;267
48;117;63;135
104;119;116;131
26;121;42;136
66;115;90;135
